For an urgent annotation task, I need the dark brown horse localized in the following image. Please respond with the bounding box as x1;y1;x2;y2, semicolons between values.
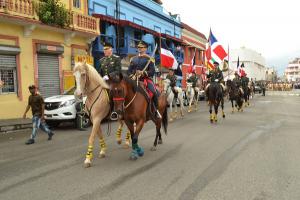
207;81;225;123
226;80;244;113
109;72;168;160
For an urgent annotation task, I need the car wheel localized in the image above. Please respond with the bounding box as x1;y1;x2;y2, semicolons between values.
75;114;91;129
46;120;61;128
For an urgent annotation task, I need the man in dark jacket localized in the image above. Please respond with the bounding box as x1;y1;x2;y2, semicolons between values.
23;85;54;145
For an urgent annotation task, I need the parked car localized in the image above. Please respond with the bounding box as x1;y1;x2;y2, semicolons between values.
254;85;262;93
44;87;90;128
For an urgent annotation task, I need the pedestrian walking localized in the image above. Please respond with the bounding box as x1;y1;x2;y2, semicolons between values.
23;85;54;145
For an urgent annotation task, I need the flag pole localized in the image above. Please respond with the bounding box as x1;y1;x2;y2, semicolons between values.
227;44;230;78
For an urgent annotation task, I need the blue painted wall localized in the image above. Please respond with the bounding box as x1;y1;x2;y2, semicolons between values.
89;0;181;38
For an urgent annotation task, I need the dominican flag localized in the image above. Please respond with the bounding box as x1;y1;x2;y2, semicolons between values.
188;49;196;73
160;39;178;69
205;29;228;71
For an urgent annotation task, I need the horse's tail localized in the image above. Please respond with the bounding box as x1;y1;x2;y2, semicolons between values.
162;101;168;135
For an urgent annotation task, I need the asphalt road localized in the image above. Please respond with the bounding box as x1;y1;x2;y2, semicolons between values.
0;91;300;200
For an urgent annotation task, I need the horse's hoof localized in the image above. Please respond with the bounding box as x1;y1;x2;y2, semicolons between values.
130;155;138;160
136;147;144;157
123;140;130;149
150;146;157;151
223;115;225;118
99;152;106;158
117;139;122;145
210;119;213;123
84;162;91;168
158;139;163;144
169;118;173;122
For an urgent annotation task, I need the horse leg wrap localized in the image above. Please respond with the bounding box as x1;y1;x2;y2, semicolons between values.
116;127;122;144
99;139;107;157
86;145;93;160
125;131;131;145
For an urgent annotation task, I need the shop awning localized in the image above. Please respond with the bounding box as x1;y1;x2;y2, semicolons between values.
92;14;119;25
183;39;205;50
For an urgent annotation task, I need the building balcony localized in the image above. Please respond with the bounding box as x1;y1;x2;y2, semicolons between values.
0;0;99;36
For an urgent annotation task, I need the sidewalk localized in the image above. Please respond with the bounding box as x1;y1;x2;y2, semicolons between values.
0;118;32;134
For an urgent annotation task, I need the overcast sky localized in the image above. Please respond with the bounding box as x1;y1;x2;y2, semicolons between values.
162;0;300;64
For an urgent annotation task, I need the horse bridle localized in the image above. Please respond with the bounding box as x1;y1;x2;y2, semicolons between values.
79;69;103;118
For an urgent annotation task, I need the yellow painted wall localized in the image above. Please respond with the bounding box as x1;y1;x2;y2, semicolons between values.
0;21;88;119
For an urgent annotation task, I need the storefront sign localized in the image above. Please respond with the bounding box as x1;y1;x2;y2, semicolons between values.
74;55;93;65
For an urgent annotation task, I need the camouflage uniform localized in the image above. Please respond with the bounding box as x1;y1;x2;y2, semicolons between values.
99;55;121;77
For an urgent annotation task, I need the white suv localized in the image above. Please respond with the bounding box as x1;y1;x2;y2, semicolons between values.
44;87;90;128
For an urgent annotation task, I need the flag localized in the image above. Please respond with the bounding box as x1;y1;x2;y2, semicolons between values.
205;29;228;71
160;39;178;69
188;49;196;73
239;62;246;76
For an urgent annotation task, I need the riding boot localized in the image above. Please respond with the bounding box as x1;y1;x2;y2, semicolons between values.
152;94;162;119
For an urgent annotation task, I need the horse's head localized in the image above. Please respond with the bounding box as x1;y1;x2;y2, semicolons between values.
109;72;126;120
73;62;109;98
186;82;193;93
163;79;170;92
73;62;89;97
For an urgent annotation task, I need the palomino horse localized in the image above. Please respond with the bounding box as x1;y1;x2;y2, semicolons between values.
73;62;110;167
110;72;168;160
163;79;184;121
207;81;225;123
226;80;244;113
186;82;200;112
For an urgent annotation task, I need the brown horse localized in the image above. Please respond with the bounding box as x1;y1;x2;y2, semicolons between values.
73;62;112;167
109;72;168;160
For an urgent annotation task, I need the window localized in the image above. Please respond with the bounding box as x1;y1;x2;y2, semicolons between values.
0;59;17;94
73;0;80;9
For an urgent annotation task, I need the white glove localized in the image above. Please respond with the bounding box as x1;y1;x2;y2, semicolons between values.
103;75;109;81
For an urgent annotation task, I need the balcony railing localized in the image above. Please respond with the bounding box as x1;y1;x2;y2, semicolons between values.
0;0;99;35
70;12;99;35
0;0;37;19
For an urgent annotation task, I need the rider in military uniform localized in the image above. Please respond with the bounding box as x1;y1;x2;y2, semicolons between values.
205;61;225;93
166;68;178;98
127;40;161;119
99;42;121;80
187;71;198;88
232;71;243;94
241;72;249;94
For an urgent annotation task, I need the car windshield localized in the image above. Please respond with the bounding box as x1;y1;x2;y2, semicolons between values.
63;86;76;95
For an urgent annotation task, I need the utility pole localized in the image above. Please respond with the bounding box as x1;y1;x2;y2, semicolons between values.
116;0;120;55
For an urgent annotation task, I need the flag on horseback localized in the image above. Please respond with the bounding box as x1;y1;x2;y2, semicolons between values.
205;29;228;71
188;49;196;73
160;39;178;70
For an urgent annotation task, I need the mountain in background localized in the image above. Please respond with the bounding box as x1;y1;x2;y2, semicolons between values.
266;50;300;76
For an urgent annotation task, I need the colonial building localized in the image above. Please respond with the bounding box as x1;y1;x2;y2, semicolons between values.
230;47;266;81
0;0;99;119
181;22;207;88
88;0;183;71
285;58;300;82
